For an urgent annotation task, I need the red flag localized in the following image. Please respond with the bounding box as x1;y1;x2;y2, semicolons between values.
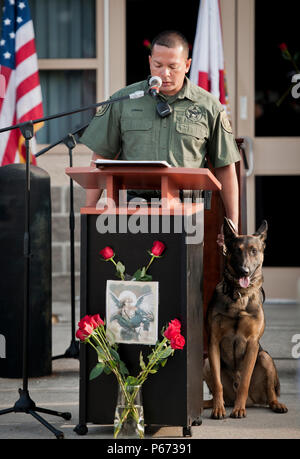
0;0;43;166
190;0;230;115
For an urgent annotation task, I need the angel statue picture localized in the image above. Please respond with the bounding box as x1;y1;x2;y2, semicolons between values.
106;280;159;345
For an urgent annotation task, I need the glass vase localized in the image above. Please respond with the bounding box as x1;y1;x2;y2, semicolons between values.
114;384;144;439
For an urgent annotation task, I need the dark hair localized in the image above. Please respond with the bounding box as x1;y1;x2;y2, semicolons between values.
151;30;189;57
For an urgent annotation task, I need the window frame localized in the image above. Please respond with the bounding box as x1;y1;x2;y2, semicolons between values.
37;0;103;152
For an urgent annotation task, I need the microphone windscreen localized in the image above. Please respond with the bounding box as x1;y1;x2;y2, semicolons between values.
148;76;162;88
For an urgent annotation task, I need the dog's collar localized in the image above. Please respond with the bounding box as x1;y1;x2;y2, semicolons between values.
222;278;243;301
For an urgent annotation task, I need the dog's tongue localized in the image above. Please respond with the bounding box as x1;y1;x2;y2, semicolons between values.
239;277;250;288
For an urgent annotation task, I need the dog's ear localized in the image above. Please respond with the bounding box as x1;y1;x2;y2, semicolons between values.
253;220;268;242
223;217;238;242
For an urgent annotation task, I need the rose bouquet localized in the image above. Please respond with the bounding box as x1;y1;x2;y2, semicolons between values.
76;314;185;438
76;240;185;438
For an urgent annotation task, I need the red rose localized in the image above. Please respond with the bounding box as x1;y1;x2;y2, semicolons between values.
279;43;287;51
164;319;181;340
150;241;165;257
76;314;104;342
78;315;94;330
169;319;181;330
91;314;104;328
143;39;151;48
77;315;95;339
80;321;94;336
170;334;185;350
76;328;91;342
99;246;114;260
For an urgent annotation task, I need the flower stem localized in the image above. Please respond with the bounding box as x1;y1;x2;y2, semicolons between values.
110;257;117;267
145;255;155;273
92;329;126;388
137;338;169;386
276;82;296;107
92;327;135;416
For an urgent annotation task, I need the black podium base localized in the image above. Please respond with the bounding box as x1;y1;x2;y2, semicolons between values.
77;211;204;435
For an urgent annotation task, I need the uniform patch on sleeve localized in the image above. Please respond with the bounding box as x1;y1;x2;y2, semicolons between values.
220;110;232;133
95;104;109;117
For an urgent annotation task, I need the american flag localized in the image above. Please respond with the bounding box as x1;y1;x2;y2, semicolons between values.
0;0;43;166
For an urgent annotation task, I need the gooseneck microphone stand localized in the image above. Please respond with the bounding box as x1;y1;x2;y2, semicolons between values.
0;89;145;439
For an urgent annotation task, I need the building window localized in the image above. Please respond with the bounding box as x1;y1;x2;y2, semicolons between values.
255;0;300;137
126;0;199;85
28;0;97;144
30;0;96;59
38;69;96;144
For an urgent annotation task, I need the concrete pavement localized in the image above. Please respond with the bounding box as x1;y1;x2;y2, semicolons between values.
0;301;299;440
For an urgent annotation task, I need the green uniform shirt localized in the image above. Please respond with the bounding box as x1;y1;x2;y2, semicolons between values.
80;77;240;169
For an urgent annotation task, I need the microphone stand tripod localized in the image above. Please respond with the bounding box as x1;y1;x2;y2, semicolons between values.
0;123;71;439
36;125;88;361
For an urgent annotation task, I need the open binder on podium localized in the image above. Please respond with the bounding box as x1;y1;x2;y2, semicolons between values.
93;159;172;168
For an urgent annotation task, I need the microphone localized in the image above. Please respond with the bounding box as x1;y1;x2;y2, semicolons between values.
148;76;162;97
148;75;172;118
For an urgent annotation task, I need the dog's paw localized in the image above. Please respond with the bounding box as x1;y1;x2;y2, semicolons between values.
211;403;226;419
270;401;288;413
230;406;247;418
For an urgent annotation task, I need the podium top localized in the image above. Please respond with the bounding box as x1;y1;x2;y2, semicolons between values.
66;166;221;191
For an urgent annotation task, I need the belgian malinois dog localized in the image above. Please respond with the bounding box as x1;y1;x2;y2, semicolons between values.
204;218;288;419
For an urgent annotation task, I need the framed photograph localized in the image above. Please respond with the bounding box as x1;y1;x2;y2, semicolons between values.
106;280;159;345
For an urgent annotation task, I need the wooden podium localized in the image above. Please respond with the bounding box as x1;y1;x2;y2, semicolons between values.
66;165;221;436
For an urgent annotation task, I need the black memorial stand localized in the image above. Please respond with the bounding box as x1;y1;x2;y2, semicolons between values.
77;213;203;436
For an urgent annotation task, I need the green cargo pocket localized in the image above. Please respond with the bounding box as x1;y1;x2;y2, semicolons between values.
174;122;207;165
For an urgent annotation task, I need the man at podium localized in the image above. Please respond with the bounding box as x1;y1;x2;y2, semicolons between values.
80;30;241;238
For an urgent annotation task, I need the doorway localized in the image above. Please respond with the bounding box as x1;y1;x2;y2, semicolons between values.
126;0;200;85
236;0;300;300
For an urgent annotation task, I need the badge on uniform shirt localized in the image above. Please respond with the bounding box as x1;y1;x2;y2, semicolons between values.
96;104;109;117
185;104;203;122
220;110;232;133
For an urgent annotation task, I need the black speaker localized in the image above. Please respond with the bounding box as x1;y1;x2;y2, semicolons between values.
0;164;52;378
